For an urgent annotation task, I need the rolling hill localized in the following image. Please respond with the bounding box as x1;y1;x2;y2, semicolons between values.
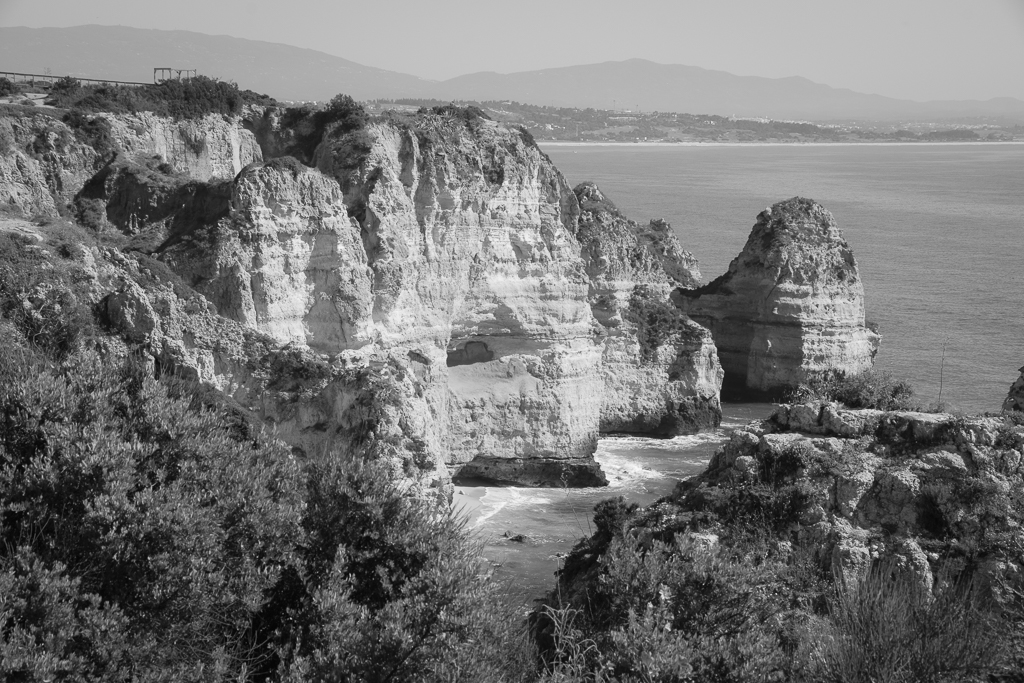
1;25;1021;122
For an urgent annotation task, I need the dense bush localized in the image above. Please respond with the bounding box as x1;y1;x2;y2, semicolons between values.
0;350;306;681
0;118;14;155
790;368;917;411
0;239;535;680
811;567;1003;682
62;108;118;159
276;93;370;164
45;75;276;119
0;77;14;97
538;530;819;682
320;93;369;133
0;350;535;680
427;104;491;125
279;456;534;682
0;231;96;361
538;491;1018;682
627;284;696;363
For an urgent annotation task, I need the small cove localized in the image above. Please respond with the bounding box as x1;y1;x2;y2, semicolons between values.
456;402;772;603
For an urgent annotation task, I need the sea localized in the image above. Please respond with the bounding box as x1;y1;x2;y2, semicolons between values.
456;142;1024;604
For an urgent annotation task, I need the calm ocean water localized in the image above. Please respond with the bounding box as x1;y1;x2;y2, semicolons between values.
459;143;1024;603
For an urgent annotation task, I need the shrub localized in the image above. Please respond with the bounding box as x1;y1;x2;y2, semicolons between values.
0;274;533;681
63;109;118;158
811;566;1004;682
0;77;15;97
791;368;917;411
627;284;695;363
45;76;276;119
277;94;370;164
321;93;368;132
0;232;95;362
0;119;14;154
280;455;535;682
431;103;491;126
540;532;805;682
0;352;307;681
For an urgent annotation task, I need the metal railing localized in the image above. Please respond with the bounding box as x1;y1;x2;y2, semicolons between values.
0;70;193;87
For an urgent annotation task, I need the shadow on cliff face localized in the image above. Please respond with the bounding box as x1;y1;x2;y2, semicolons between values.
446;341;495;367
73;153;231;250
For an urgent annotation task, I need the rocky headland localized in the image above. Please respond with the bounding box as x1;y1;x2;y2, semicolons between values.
1;102;740;491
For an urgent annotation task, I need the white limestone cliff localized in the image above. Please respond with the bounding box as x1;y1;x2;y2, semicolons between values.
102;111;262;181
572;182;722;434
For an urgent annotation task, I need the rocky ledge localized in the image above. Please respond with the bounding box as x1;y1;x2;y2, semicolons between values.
676;197;880;399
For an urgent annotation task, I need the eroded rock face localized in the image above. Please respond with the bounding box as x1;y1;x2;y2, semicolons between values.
102;112;262;181
0;149;56;216
572;182;722;434
0;110;260;219
1004;367;1024;412
0;114;99;216
676;197;879;399
88;246;452;497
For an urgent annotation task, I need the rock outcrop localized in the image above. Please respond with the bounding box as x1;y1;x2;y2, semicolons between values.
0;113;99;216
0;110;260;220
572;182;722;434
676;197;879;399
690;401;1024;591
1005;367;1024;412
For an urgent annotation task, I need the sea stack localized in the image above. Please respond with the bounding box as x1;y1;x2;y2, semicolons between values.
675;197;879;398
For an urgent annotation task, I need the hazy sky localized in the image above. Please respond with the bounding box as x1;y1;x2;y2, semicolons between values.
2;0;1023;101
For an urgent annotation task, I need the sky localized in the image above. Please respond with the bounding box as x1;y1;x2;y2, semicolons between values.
2;0;1023;102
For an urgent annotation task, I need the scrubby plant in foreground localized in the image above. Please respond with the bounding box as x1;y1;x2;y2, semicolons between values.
536;488;1021;682
810;566;1004;683
0;324;533;680
0;351;306;681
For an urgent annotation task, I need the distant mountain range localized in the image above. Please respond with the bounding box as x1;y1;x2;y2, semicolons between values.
2;25;1022;123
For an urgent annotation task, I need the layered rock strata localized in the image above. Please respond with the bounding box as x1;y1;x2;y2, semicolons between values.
676;197;879;399
101;111;262;181
572;182;722;434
